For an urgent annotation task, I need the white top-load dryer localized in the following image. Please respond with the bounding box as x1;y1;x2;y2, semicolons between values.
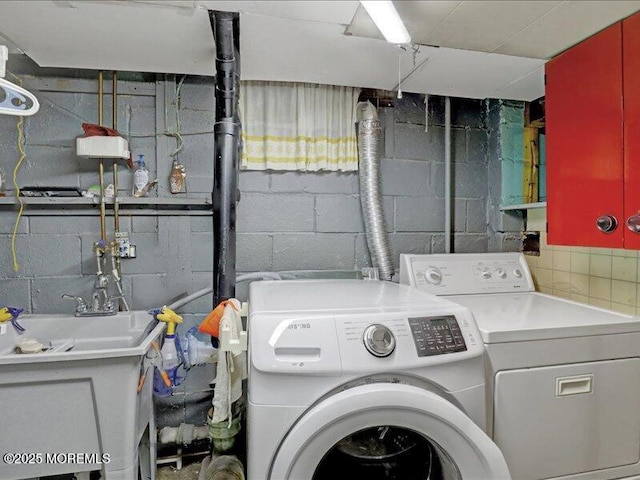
400;252;640;480
247;279;511;480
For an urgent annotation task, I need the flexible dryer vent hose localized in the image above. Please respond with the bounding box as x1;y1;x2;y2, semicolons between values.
356;102;394;281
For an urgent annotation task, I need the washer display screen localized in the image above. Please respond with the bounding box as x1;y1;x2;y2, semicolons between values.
408;315;467;357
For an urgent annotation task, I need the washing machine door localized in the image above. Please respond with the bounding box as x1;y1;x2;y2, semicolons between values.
270;383;510;480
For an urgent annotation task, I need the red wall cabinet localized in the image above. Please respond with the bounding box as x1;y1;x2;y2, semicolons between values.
623;13;640;249
546;22;624;248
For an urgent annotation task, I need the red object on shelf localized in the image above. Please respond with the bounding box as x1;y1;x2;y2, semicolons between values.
546;22;624;248
623;13;640;249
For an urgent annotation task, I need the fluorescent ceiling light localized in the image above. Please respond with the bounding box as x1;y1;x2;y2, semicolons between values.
361;1;411;45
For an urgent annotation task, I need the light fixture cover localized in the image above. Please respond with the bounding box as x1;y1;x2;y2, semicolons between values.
361;1;411;45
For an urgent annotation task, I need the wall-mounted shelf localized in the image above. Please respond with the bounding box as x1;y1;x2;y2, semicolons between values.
500;202;547;212
0;195;212;216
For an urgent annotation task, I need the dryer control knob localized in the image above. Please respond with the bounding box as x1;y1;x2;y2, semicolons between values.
513;269;523;278
495;268;507;279
425;267;443;285
363;324;396;358
480;269;492;280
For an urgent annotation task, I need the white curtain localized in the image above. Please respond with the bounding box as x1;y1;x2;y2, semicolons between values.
239;81;360;171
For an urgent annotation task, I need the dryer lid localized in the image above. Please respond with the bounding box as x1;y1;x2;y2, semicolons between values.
448;292;640;343
269;383;511;480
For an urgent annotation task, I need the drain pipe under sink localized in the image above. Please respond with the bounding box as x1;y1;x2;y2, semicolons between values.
158;424;209;446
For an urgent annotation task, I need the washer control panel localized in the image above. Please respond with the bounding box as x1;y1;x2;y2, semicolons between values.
333;304;483;369
249;280;486;377
408;315;466;357
399;252;535;295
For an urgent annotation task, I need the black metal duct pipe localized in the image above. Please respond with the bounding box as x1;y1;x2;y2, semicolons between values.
210;10;241;308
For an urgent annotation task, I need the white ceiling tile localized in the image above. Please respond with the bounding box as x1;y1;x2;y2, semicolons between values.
0;0;624;100
492;65;545;101
241;13;435;90
395;1;463;44
100;1;198;10
240;14;436;90
400;47;545;100
346;1;461;42
0;1;215;75
343;4;383;41
495;1;640;58
242;12;545;99
0;1;215;74
422;1;561;52
199;1;360;25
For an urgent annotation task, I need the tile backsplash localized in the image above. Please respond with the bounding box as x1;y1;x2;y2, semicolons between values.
525;209;639;315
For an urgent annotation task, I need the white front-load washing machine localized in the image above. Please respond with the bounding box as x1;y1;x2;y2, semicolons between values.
246;279;511;480
400;253;640;480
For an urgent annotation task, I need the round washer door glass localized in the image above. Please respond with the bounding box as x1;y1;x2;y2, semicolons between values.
313;425;454;480
269;384;511;480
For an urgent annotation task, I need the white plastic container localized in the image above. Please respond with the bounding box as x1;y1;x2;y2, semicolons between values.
76;136;130;159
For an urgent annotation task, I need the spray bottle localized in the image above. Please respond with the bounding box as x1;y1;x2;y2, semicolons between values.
132;154;150;197
150;307;184;396
0;306;25;333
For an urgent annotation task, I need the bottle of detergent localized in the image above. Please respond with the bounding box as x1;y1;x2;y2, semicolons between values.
132;154;150;197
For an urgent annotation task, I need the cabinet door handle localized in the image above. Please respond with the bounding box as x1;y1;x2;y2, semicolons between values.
627;214;640;233
596;215;618;233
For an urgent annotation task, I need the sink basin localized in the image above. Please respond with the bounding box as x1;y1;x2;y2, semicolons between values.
0;311;165;480
0;311;163;360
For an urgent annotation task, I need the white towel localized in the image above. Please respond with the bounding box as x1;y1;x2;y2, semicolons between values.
211;299;247;425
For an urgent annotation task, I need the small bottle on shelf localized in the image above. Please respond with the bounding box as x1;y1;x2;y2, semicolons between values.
0;165;6;197
132;154;150;197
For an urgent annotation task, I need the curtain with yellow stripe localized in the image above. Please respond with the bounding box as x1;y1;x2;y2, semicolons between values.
239;81;360;171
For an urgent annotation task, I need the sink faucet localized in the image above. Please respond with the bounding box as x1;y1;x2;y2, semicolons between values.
62;240;126;317
62;290;121;317
92;274;110;312
61;294;89;316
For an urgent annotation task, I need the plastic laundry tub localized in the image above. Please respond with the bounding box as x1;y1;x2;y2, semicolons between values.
0;311;164;480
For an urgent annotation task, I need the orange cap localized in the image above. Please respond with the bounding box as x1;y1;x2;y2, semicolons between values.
198;300;238;338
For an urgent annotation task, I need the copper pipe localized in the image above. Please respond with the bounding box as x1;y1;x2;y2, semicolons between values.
112;71;122;280
98;71;107;242
98;71;104;125
112;71;120;233
111;71;117;130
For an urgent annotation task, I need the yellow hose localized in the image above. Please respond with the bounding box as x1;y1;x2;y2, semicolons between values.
11;107;26;272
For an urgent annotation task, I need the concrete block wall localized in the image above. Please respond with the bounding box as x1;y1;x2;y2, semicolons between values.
0;78;514;315
234;93;506;291
0;74;521;425
0;75;220;426
499;100;527;207
486;99;525;252
0;77;215;324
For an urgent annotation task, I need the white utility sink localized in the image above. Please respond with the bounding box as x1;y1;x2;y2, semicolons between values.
0;311;165;480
